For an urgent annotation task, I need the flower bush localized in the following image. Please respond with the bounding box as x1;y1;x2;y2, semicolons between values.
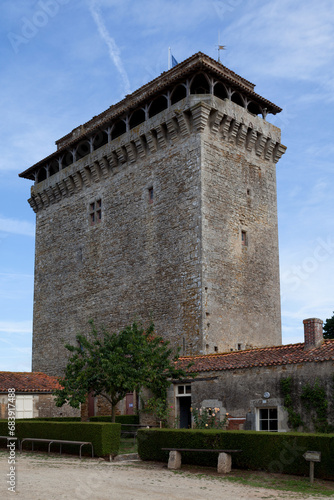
191;406;229;429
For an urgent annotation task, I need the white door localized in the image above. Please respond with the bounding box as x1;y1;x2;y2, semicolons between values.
15;395;33;418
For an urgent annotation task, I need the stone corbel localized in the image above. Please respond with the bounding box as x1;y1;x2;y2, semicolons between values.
155;124;168;149
264;138;276;161
133;137;146;159
57;180;68;197
190;102;211;132
64;176;76;195
89;162;101;183
124;143;137;163
115;147;127;164
273;143;287;163
99;157;110;178
165;118;179;142
236;123;248;147
28;197;38;213
79;168;91;188
255;133;267;157
40;191;50;208
245;129;257;152
45;187;55;204
220;115;233;139
175;111;191;138
145;131;158;154
228;120;240;143
210;110;224;134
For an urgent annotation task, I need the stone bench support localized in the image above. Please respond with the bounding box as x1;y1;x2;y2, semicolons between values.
168;450;182;470
217;452;232;473
163;448;241;474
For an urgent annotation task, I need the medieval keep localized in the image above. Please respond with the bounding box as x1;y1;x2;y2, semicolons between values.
20;52;286;378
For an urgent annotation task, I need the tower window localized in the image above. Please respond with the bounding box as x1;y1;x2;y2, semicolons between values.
148;187;154;204
241;230;247;246
89;199;102;225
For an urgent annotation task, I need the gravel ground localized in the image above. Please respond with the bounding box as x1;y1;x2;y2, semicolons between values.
0;452;331;500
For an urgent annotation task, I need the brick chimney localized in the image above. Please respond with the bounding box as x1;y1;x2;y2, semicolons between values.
303;318;324;349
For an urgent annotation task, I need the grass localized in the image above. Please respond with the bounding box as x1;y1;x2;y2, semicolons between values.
171;466;334;497
118;437;138;454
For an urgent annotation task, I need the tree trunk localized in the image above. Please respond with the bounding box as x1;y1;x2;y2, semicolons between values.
111;403;116;423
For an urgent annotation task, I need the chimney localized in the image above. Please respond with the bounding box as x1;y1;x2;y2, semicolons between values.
303;318;324;349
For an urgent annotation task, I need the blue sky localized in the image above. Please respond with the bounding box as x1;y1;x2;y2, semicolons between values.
1;0;334;371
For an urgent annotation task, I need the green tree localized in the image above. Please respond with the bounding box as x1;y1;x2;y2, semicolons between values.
323;312;334;339
53;321;191;422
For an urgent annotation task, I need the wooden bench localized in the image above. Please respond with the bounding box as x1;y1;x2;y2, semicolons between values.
162;448;242;473
20;438;94;459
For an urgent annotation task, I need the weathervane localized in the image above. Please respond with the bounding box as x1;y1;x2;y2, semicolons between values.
217;31;226;62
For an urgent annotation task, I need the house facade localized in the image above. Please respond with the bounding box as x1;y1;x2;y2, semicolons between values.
20;52;286;377
169;318;334;432
0;372;79;419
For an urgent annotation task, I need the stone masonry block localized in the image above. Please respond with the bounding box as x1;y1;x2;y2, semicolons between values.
217;452;232;473
168;450;182;470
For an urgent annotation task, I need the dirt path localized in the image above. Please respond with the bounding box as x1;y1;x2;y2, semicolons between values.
0;452;330;500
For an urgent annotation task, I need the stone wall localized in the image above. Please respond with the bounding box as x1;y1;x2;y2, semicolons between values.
168;361;334;432
0;394;80;419
30;93;285;376
201;97;282;352
32;98;203;376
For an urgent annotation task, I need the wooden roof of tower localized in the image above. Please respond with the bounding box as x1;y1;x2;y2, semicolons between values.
19;51;282;180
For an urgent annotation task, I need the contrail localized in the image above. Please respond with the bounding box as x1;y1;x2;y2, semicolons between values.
89;0;131;95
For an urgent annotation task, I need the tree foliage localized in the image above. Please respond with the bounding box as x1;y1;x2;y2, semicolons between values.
53;321;191;422
323;312;334;339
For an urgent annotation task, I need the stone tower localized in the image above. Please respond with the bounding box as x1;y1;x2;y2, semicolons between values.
20;52;286;377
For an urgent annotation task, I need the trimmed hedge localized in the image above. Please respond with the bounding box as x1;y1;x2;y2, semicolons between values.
16;417;81;422
137;429;334;480
0;421;121;457
89;415;139;425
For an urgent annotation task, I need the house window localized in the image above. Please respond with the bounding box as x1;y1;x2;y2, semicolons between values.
258;408;278;431
177;384;191;395
241;230;247;246
148;187;154;204
89;199;102;225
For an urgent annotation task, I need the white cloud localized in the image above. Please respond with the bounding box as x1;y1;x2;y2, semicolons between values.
0;321;32;334
222;0;334;88
0;215;35;237
88;0;131;95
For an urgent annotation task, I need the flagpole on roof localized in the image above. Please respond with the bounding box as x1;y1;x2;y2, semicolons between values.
168;47;171;70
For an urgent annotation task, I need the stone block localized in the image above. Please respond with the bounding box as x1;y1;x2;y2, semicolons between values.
168;450;182;470
217;452;232;473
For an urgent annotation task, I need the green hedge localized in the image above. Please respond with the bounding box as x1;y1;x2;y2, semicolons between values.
0;421;121;457
89;415;139;424
137;429;334;480
15;417;81;422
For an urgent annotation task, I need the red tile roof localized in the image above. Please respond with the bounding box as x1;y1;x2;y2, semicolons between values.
177;340;334;373
0;372;62;393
